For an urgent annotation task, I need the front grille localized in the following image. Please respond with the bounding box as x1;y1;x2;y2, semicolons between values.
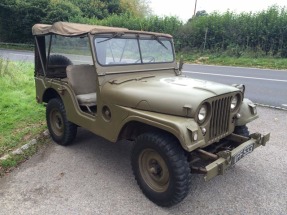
209;96;232;141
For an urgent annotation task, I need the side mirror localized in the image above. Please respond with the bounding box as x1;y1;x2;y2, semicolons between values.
179;55;184;72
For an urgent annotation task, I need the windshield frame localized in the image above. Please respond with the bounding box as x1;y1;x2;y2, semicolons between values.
93;33;175;67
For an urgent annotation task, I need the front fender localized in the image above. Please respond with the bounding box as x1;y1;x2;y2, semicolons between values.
118;106;205;152
235;98;259;126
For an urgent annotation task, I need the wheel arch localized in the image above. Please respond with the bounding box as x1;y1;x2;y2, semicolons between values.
43;88;61;103
118;120;171;141
117;118;192;152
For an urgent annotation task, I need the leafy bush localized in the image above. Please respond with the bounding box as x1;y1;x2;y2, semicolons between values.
177;6;287;57
1;1;287;58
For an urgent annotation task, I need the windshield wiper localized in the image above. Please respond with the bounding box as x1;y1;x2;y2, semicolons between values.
153;35;168;50
97;32;124;43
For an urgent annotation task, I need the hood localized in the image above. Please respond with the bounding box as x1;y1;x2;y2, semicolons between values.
101;75;239;117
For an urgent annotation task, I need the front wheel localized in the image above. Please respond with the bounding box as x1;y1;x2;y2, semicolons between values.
131;133;191;207
234;125;249;137
46;98;77;145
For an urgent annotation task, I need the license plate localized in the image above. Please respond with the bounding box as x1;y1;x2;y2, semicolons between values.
231;143;254;165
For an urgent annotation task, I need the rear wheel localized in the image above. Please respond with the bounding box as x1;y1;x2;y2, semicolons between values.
46;98;77;145
131;133;191;207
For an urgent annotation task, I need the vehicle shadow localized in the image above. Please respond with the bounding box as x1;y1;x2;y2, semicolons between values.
52;128;281;214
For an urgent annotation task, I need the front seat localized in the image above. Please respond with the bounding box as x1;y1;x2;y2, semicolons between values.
66;65;97;113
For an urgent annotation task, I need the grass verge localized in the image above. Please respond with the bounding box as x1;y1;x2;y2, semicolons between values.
179;52;287;70
0;58;46;170
0;43;33;51
0;137;50;176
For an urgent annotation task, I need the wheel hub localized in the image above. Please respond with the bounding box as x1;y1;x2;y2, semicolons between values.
139;149;170;192
50;109;64;136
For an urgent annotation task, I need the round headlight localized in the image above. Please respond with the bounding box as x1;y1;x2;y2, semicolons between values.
231;95;239;111
198;105;207;123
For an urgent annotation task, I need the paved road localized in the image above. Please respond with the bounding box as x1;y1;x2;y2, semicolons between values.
1;49;287;108
0;107;286;214
0;49;34;62
183;64;287;108
0;49;92;64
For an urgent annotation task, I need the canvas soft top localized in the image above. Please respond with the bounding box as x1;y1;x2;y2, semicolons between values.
32;22;172;38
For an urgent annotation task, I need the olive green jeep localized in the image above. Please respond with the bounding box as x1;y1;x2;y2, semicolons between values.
32;22;270;207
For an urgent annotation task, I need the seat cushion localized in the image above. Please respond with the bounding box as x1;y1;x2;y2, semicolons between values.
76;93;97;106
66;65;97;95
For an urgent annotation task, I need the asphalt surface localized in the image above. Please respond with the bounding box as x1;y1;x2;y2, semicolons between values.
0;49;34;62
183;64;287;108
0;49;286;108
0;107;286;214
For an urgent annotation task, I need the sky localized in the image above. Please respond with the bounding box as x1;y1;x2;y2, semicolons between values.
149;0;287;22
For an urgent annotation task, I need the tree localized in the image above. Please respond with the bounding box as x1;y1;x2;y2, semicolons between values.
120;0;151;17
69;0;122;19
0;0;50;42
196;10;208;17
44;0;82;23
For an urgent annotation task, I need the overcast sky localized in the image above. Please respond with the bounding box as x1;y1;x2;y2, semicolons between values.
149;0;286;22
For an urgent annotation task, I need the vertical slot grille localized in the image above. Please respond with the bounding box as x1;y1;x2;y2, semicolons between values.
209;96;232;140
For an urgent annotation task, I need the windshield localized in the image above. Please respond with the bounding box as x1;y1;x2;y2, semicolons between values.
94;35;174;66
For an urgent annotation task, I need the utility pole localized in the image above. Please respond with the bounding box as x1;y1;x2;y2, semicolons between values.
203;28;208;51
193;0;198;17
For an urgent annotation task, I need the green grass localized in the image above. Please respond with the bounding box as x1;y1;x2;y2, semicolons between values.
0;137;50;175
0;43;33;51
179;52;287;70
0;59;46;157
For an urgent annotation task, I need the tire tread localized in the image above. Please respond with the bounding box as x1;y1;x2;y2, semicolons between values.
131;132;191;207
46;98;77;145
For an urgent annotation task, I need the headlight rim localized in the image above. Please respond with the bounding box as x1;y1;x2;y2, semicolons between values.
197;102;210;125
230;93;241;112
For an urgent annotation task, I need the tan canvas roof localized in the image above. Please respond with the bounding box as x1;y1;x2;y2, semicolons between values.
32;22;172;38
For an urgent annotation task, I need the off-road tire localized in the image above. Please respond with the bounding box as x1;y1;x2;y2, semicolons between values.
131;133;191;207
234;125;250;137
46;98;77;145
49;55;73;66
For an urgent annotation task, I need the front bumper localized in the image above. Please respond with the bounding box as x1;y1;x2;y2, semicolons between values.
204;132;270;181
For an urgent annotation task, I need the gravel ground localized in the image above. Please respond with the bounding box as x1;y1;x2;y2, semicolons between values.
0;107;286;215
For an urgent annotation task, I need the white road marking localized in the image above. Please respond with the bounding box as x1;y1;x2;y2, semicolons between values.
184;71;287;83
